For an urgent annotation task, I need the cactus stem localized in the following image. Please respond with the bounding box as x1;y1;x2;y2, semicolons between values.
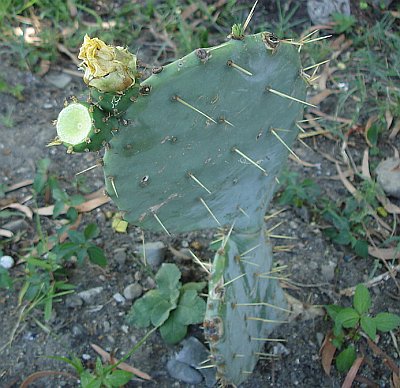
247;317;288;324
153;213;170;236
108;177;119;198
233;148;267;175
239;244;261;257
235;302;291;313
188;173;212;194
271;129;301;161
199;197;221;225
226;60;253;76
251;337;287;342
266;87;316;108
173;96;217;124
303;59;330;72
266;221;284;234
223;273;246;287
75;163;100;176
189;250;211;274
243;0;258;33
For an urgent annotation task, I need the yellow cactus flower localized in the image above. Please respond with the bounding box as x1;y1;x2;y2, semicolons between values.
78;35;137;92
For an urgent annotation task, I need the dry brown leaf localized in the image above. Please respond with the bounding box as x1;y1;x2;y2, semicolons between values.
389;120;400;140
20;370;77;388
168;245;191;260
1;203;33;219
342;356;364;388
320;332;336;376
37;59;51;76
181;3;199;20
57;43;80;66
90;343;152;381
309;89;339;105
361;148;371;179
368;247;400;261
309;108;353;124
367;338;399;375
0;228;13;238
5;179;33;193
392;372;400;388
285;293;325;321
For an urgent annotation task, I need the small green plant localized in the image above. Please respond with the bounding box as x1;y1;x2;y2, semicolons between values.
325;284;400;373
332;13;357;34
127;263;206;344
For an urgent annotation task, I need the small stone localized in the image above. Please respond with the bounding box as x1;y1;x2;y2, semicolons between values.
113;293;126;303
71;324;86;337
82;354;91;360
181;240;189;248
78;287;104;303
376;157;400;199
46;72;72;89
316;332;325;347
2;219;29;233
142;241;166;268
321;260;336;282
114;248;127;265
0;255;14;269
65;294;83;308
145;276;156;290
121;325;129;334
123;283;143;300
103;320;111;332
307;0;350;25
167;359;203;385
273;342;290;356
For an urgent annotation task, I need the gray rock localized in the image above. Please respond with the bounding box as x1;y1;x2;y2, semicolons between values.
175;337;216;387
376;157;400;199
0;255;14;269
45;72;72;89
123;283;143;300
307;0;351;25
273;342;290;356
2;219;29;233
142;241;166;268
321;260;336;282
167;359;203;385
78;287;104;303
65;294;83;308
114;248;127;265
113;293;126;303
71;324;86;337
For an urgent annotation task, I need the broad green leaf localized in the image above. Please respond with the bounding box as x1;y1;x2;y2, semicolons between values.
159;313;188;344
53;200;66;219
360;315;376;340
353;284;371;314
155;263;181;295
127;290;165;328
175;290;206;325
335;307;360;329
150;298;175;327
336;346;357;373
33;158;50;194
181;281;207;293
324;304;344;321
80;370;101;388
84;223;100;240
373;312;400;332
0;267;12;289
104;370;133;387
68;230;86;244
87;246;107;267
353;240;369;258
44;297;53;321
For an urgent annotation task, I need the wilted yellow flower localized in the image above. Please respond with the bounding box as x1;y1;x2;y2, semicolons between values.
78;35;137;92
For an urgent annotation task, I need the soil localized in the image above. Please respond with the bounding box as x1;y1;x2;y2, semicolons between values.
1;2;399;388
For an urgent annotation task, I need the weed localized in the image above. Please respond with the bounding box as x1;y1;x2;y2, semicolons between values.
127;263;206;344
325;284;400;372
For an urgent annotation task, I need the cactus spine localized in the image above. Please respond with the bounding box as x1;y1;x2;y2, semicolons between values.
54;25;309;386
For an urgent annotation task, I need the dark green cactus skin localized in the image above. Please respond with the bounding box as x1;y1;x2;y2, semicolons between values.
205;227;287;386
102;33;306;233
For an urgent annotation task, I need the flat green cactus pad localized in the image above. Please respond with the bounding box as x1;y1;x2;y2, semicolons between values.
102;33;307;234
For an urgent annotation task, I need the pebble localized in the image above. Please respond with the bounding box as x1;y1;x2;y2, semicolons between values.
175;337;216;387
145;276;156;290
114;248;127;266
166;359;203;385
78;287;104;303
1;219;29;233
71;324;86;337
376;157;400;199
320;260;336;282
307;0;350;25
121;325;129;334
113;293;126;303
0;255;14;269
103;320;111;332
273;342;290;356
45;72;72;89
65;294;83;309
142;241;166;268
123;283;143;300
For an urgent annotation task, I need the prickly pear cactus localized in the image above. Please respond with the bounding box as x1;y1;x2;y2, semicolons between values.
54;28;309;386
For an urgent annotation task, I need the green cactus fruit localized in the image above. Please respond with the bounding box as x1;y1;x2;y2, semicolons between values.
204;226;288;386
99;32;307;234
56;101;119;153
